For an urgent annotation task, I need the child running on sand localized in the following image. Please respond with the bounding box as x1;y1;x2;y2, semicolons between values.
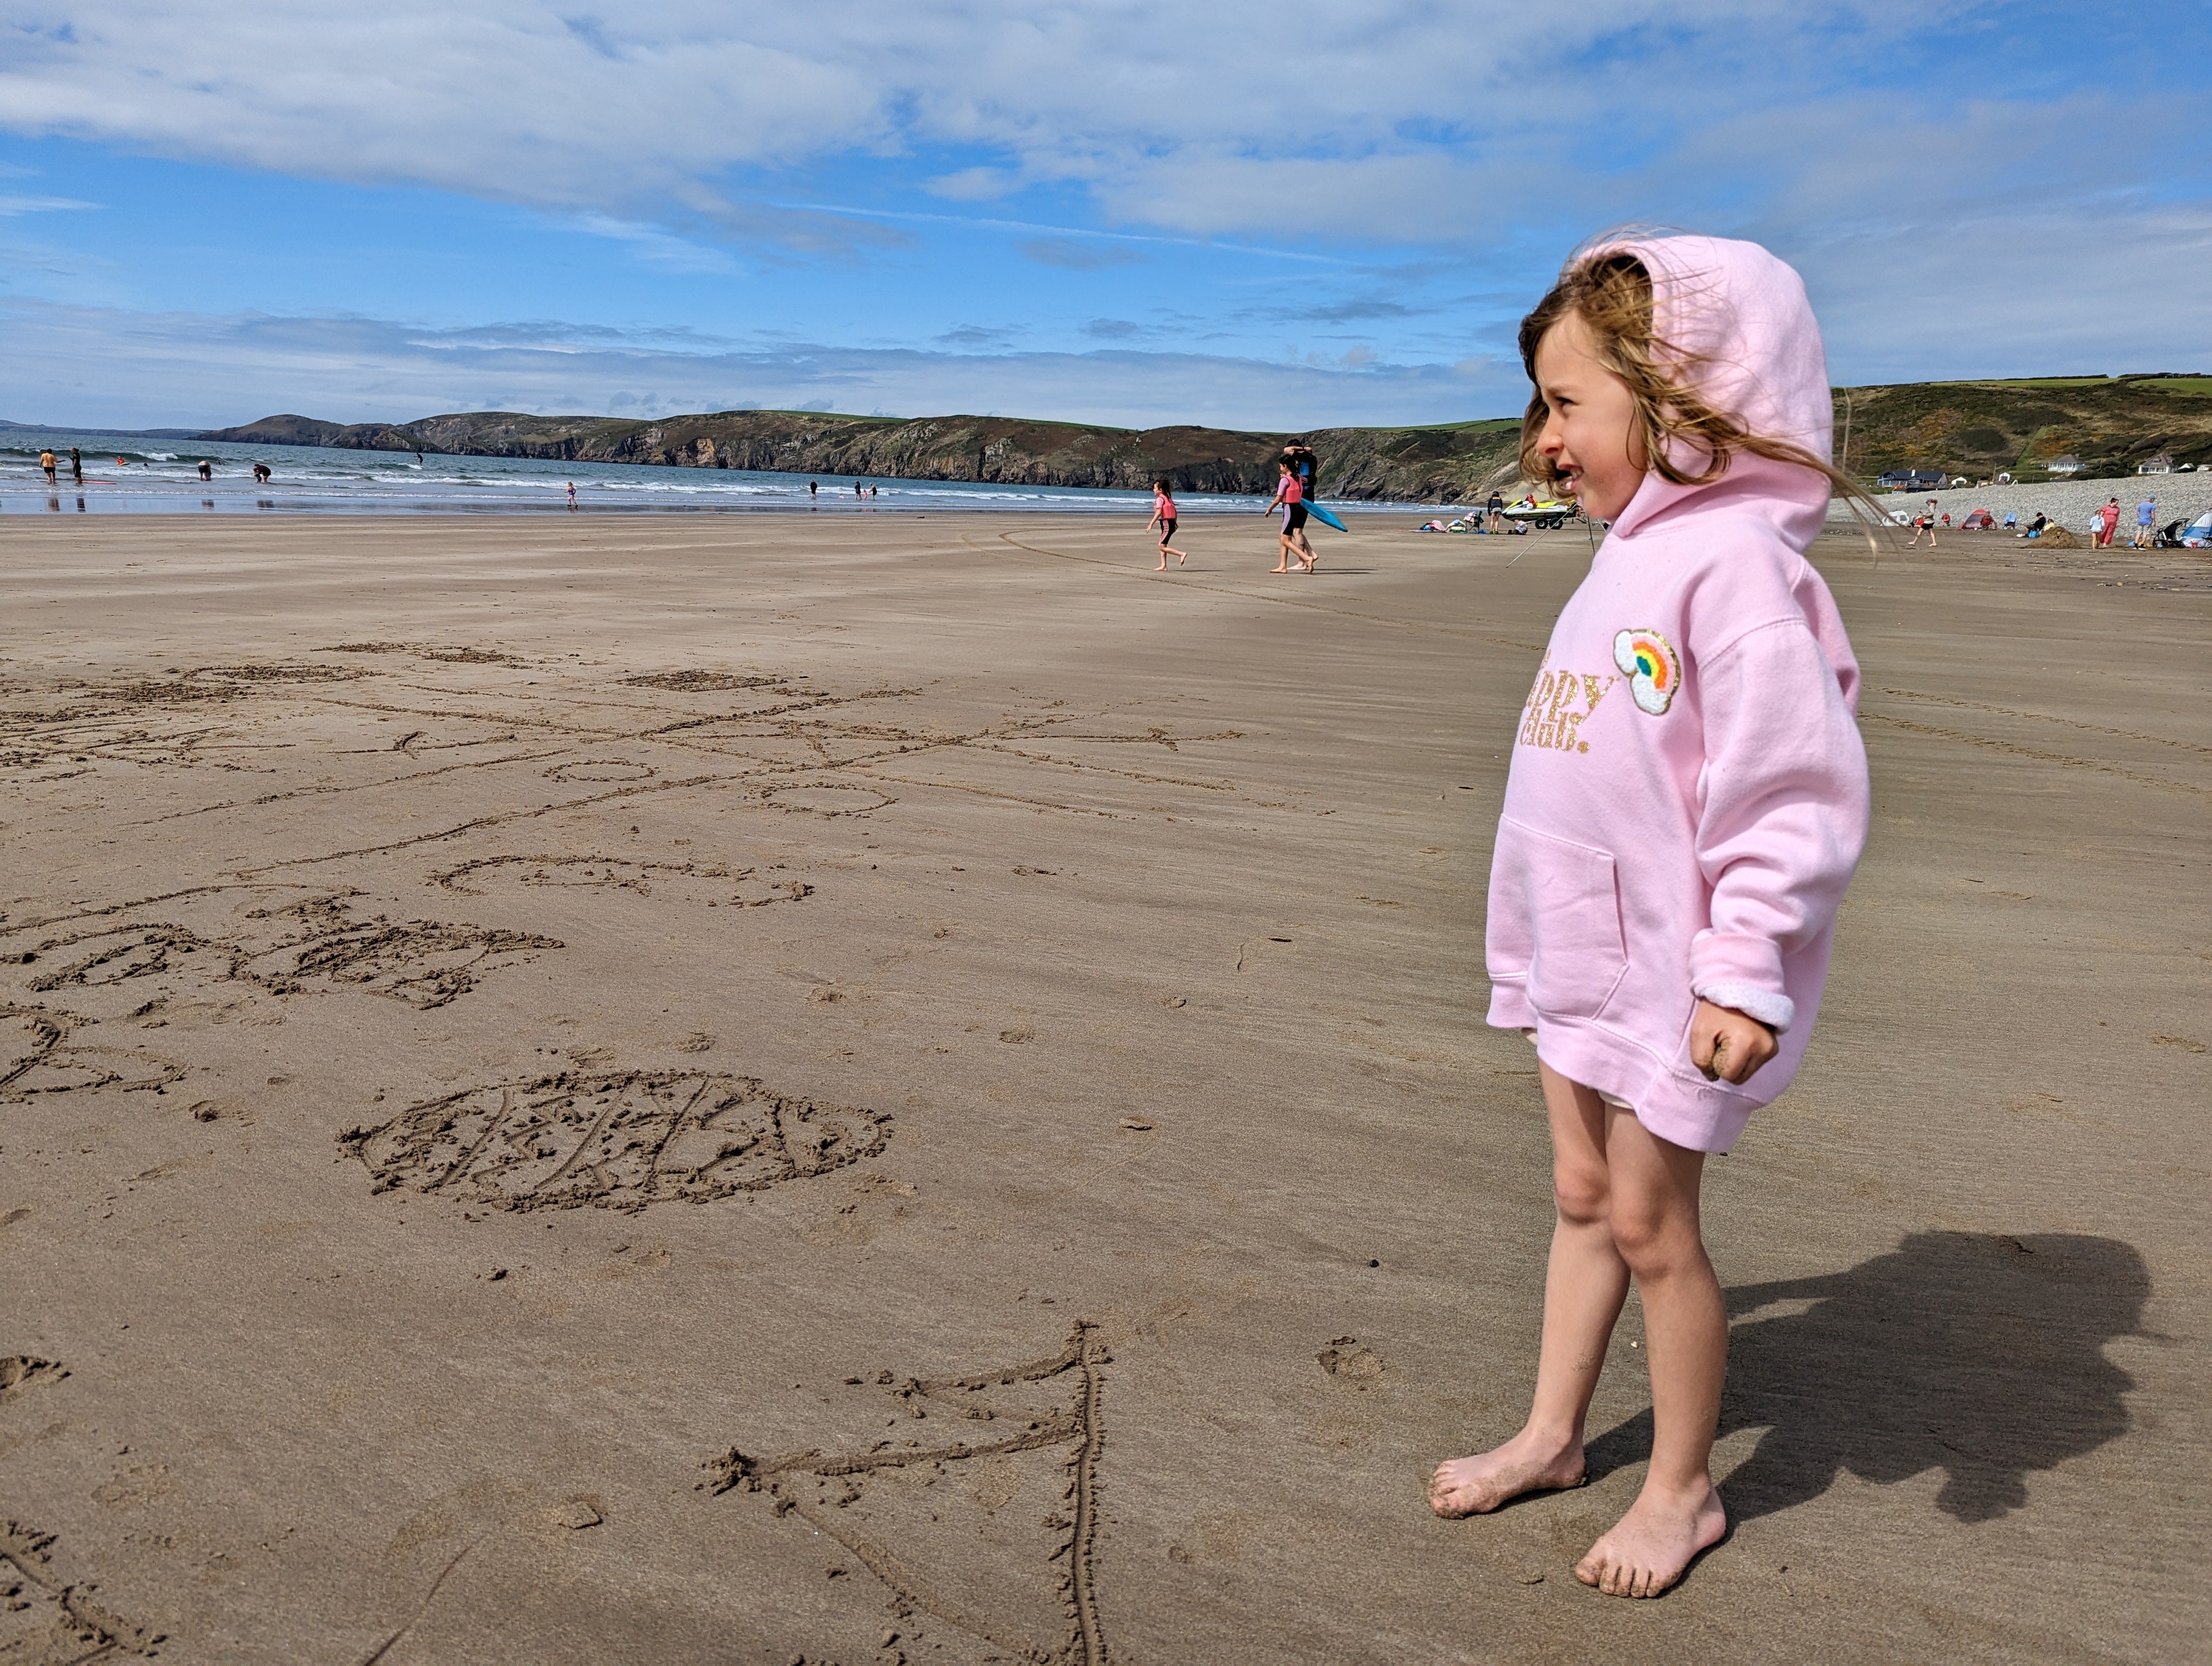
1149;477;1187;569
1427;234;1871;1598
1263;460;1314;573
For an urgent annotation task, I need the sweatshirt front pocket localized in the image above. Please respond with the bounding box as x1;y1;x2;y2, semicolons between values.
1492;816;1629;1020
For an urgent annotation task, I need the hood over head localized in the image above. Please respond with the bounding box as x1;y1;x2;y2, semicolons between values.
1587;234;1834;547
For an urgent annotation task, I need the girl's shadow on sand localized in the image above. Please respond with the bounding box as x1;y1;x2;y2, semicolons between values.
1585;1231;2148;1523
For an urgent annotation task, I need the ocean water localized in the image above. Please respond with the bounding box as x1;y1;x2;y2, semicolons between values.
1;428;1297;516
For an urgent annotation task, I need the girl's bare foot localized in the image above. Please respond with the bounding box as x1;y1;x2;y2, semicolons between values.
1177;552;1186;565
1270;564;1290;573
1427;1430;1585;1517
1574;1481;1726;1598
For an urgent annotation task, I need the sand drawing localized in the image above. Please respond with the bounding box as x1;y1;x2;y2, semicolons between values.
21;897;559;1014
542;760;656;783
1;661;365;779
229;898;560;1010
0;1361;163;1662
428;854;811;908
0;1520;163;1663
762;783;895;816
1;1004;185;1105
324;643;519;664
622;671;789;692
707;1322;1113;1666
338;1069;891;1214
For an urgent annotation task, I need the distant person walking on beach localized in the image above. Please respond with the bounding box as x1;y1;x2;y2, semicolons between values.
1906;497;1938;547
2133;496;2156;548
1263;460;1314;573
2095;497;2120;548
1148;477;1187;569
1284;443;1323;567
40;450;57;484
1426;234;1869;1602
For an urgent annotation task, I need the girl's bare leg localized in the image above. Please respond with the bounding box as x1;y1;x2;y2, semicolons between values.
1429;1064;1623;1516
1572;1106;1728;1598
1271;531;1293;573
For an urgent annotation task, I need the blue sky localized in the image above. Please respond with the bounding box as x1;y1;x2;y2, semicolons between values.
3;1;2208;431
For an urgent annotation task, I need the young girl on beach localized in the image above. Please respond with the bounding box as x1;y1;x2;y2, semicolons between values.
1428;234;1872;1598
1149;477;1187;569
1264;460;1314;573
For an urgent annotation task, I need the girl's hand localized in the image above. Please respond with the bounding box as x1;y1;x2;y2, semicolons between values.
1690;998;1777;1085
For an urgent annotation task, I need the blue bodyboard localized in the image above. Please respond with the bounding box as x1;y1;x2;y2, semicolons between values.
1306;501;1347;533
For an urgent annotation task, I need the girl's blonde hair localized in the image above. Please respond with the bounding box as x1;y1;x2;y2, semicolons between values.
1517;247;1885;533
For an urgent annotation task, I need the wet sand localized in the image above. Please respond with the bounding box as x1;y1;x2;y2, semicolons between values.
2;511;2206;1665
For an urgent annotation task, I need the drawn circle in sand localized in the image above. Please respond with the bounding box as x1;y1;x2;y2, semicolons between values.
545;759;657;783
763;784;893;817
339;1069;890;1212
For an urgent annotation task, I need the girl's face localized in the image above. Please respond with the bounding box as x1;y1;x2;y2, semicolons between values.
1532;311;1646;522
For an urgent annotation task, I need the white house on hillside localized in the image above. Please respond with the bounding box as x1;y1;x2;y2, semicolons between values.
2047;454;2086;477
2137;453;2172;475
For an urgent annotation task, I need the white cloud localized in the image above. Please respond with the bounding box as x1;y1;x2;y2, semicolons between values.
0;191;94;214
0;2;2014;244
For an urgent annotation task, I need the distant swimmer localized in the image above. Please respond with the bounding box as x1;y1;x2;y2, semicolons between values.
198;459;213;482
854;479;864;499
869;484;877;498
40;450;57;483
566;480;577;509
1148;477;1187;570
69;447;82;484
808;479;818;501
252;462;272;484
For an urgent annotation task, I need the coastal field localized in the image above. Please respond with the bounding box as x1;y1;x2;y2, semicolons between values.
2;512;2205;1664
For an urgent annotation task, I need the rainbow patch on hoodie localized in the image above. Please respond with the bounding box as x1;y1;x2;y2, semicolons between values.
1612;629;1680;715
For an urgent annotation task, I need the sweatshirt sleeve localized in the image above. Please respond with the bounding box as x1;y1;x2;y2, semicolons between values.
1687;617;1870;1031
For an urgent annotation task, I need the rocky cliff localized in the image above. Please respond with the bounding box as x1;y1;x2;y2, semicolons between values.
201;409;1529;502
201;374;2212;502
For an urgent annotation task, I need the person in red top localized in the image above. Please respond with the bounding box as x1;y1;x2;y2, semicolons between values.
1147;477;1187;569
2095;497;2120;548
1263;460;1315;573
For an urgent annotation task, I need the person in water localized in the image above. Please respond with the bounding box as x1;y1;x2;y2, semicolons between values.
1426;234;1872;1599
69;447;83;484
1148;477;1186;569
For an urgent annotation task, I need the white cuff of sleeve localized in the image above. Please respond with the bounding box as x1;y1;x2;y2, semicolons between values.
1693;981;1794;1034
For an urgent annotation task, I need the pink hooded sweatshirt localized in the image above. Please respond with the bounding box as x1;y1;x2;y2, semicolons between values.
1485;234;1870;1154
